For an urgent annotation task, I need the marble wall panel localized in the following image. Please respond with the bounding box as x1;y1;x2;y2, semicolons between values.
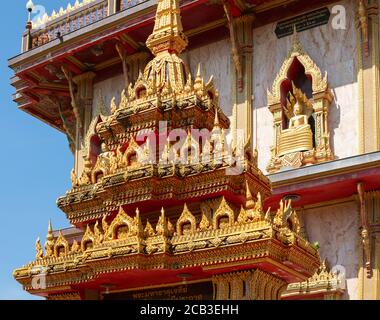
253;0;358;172
302;200;360;300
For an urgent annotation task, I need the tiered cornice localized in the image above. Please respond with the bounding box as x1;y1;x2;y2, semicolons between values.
14;196;320;294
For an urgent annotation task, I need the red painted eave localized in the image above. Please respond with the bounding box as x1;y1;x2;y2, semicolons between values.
266;152;380;209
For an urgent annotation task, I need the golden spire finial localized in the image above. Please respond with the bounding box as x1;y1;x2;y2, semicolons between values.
214;106;220;127
35;237;44;260
196;63;202;80
156;207;168;236
145;219;155;237
290;24;303;53
47;220;53;240
45;220;54;257
246;181;255;209
146;0;188;55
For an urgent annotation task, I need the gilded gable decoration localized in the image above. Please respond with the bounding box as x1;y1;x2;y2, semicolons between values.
81;225;95;251
54;231;69;257
213;197;235;229
45;220;55;258
13;0;326;300
35;238;44;260
266;32;334;173
106;207;135;240
177;204;197;235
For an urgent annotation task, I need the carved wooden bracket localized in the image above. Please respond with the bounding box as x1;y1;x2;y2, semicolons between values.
46;95;75;153
115;42;130;92
357;182;372;278
61;65;82;133
357;0;369;57
222;1;243;92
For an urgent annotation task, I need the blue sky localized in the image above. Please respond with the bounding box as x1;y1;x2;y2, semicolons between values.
0;0;74;300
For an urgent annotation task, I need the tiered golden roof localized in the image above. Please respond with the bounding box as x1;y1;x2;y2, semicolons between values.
14;0;322;298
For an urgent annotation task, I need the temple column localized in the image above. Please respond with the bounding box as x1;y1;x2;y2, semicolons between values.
356;0;380;153
73;72;96;176
212;270;286;300
357;186;380;300
229;14;254;147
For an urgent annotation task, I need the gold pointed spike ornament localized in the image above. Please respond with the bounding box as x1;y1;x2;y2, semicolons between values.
35;237;44;260
145;220;156;237
156;207;168;235
144;0;190;93
245;181;255;209
45;220;55;257
146;0;188;55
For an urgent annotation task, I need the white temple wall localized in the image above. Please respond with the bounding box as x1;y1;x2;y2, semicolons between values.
301;200;360;300
90;39;233;117
92;73;125;115
89;0;358;174
186;39;233;117
253;0;358;173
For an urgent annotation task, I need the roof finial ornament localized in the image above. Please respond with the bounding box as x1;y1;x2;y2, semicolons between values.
196;63;201;78
291;24;302;53
246;181;255;209
214;106;220;128
146;0;188;56
48;219;53;236
45;220;55;257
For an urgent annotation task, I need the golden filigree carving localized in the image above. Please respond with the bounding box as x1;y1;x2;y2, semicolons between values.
48;292;82;301
283;260;346;299
357;0;369;57
71;240;80;254
116;42;130;91
110;97;118;114
267;32;328;104
145;220;156;237
81;225;95;252
167;218;175;237
123;137;142;168
16;194;320;292
61;65;82;131
274;200;292;229
237;206;249;224
14;0;323;300
177;204;197;236
82;115;105;166
54;231;69;257
223;1;243;92
213;197;235;229
156;208;168;236
79;169;91;186
213;270;286;300
106;207;134;240
70;169;79;188
146;0;188;56
272;199;301;236
45;220;54;258
357;182;372;277
266;33;334;173
245;183;264;222
199;213;211;231
35;237;43;260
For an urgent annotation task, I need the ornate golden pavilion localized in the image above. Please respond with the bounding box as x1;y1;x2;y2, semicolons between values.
9;0;380;300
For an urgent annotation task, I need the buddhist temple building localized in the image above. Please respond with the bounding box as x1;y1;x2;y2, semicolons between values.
9;0;380;300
